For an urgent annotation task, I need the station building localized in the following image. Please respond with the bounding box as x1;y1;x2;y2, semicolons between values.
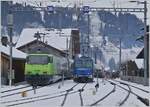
0;43;26;85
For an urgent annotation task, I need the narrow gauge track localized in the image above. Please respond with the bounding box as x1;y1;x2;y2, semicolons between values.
1;78;62;98
61;83;87;106
90;82;116;106
113;79;149;93
6;83;86;107
108;80;149;106
1;85;31;93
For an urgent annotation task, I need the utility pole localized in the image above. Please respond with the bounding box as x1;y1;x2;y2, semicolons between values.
119;38;122;76
95;47;98;84
128;0;148;85
143;0;148;86
7;9;13;86
58;8;64;86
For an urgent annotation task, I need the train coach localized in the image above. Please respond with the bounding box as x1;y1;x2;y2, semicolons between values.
25;54;67;86
73;56;94;82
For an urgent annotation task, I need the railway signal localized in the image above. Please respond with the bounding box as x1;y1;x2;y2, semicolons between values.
47;5;54;13
82;6;90;13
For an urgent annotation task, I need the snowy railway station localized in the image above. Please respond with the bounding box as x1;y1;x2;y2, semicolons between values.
0;0;149;107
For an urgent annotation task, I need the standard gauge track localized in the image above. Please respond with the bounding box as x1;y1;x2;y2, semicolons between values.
108;80;149;106
113;79;149;93
78;83;87;106
61;83;87;106
1;78;62;98
6;83;81;107
1;85;31;93
118;83;131;106
90;82;116;106
2;83;79;104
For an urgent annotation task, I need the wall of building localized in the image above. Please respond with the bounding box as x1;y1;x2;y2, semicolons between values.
1;53;9;85
13;59;25;83
121;76;149;85
1;53;25;85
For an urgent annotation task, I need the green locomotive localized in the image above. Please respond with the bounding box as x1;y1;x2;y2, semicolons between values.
25;54;67;86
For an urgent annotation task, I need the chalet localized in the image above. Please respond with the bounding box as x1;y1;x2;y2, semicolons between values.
16;28;72;57
17;39;67;57
120;47;149;85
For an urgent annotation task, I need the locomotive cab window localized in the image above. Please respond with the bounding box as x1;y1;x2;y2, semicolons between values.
26;55;49;64
49;56;53;63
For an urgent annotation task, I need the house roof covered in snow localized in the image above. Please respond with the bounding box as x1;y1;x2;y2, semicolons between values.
0;44;26;59
134;59;144;69
136;48;144;59
16;28;72;51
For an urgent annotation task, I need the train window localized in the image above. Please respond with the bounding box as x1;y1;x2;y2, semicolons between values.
49;57;53;63
26;56;29;62
75;60;82;68
27;55;49;64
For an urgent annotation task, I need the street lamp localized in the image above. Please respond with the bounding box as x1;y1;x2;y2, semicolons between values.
129;0;148;86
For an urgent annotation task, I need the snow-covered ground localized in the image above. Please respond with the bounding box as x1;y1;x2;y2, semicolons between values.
0;78;149;107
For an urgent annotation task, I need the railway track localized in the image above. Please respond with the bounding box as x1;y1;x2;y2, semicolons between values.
1;78;62;98
108;80;149;106
113;79;149;93
118;83;131;106
5;83;82;107
90;82;116;106
78;83;87;106
2;79;149;107
61;83;87;106
1;83;79;104
1;85;31;93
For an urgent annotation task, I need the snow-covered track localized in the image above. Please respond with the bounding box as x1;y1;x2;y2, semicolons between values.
113;79;149;93
61;83;87;106
90;82;116;106
108;80;149;106
1;78;62;98
2;82;79;105
78;83;87;106
1;85;31;93
6;83;88;107
118;83;131;106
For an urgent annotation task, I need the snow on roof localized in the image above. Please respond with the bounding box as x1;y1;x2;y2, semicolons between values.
135;59;144;69
16;28;72;50
0;44;26;59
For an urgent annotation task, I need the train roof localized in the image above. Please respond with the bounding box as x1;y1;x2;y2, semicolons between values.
76;56;93;61
27;54;53;56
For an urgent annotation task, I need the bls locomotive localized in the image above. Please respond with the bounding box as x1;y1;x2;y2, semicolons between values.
73;56;94;82
25;54;67;86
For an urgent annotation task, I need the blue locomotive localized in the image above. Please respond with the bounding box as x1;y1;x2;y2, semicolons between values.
73;56;94;82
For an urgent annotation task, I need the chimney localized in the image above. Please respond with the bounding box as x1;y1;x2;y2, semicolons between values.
1;36;8;46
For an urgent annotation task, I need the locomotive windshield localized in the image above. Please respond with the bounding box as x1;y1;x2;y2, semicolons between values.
75;59;93;68
26;55;51;64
